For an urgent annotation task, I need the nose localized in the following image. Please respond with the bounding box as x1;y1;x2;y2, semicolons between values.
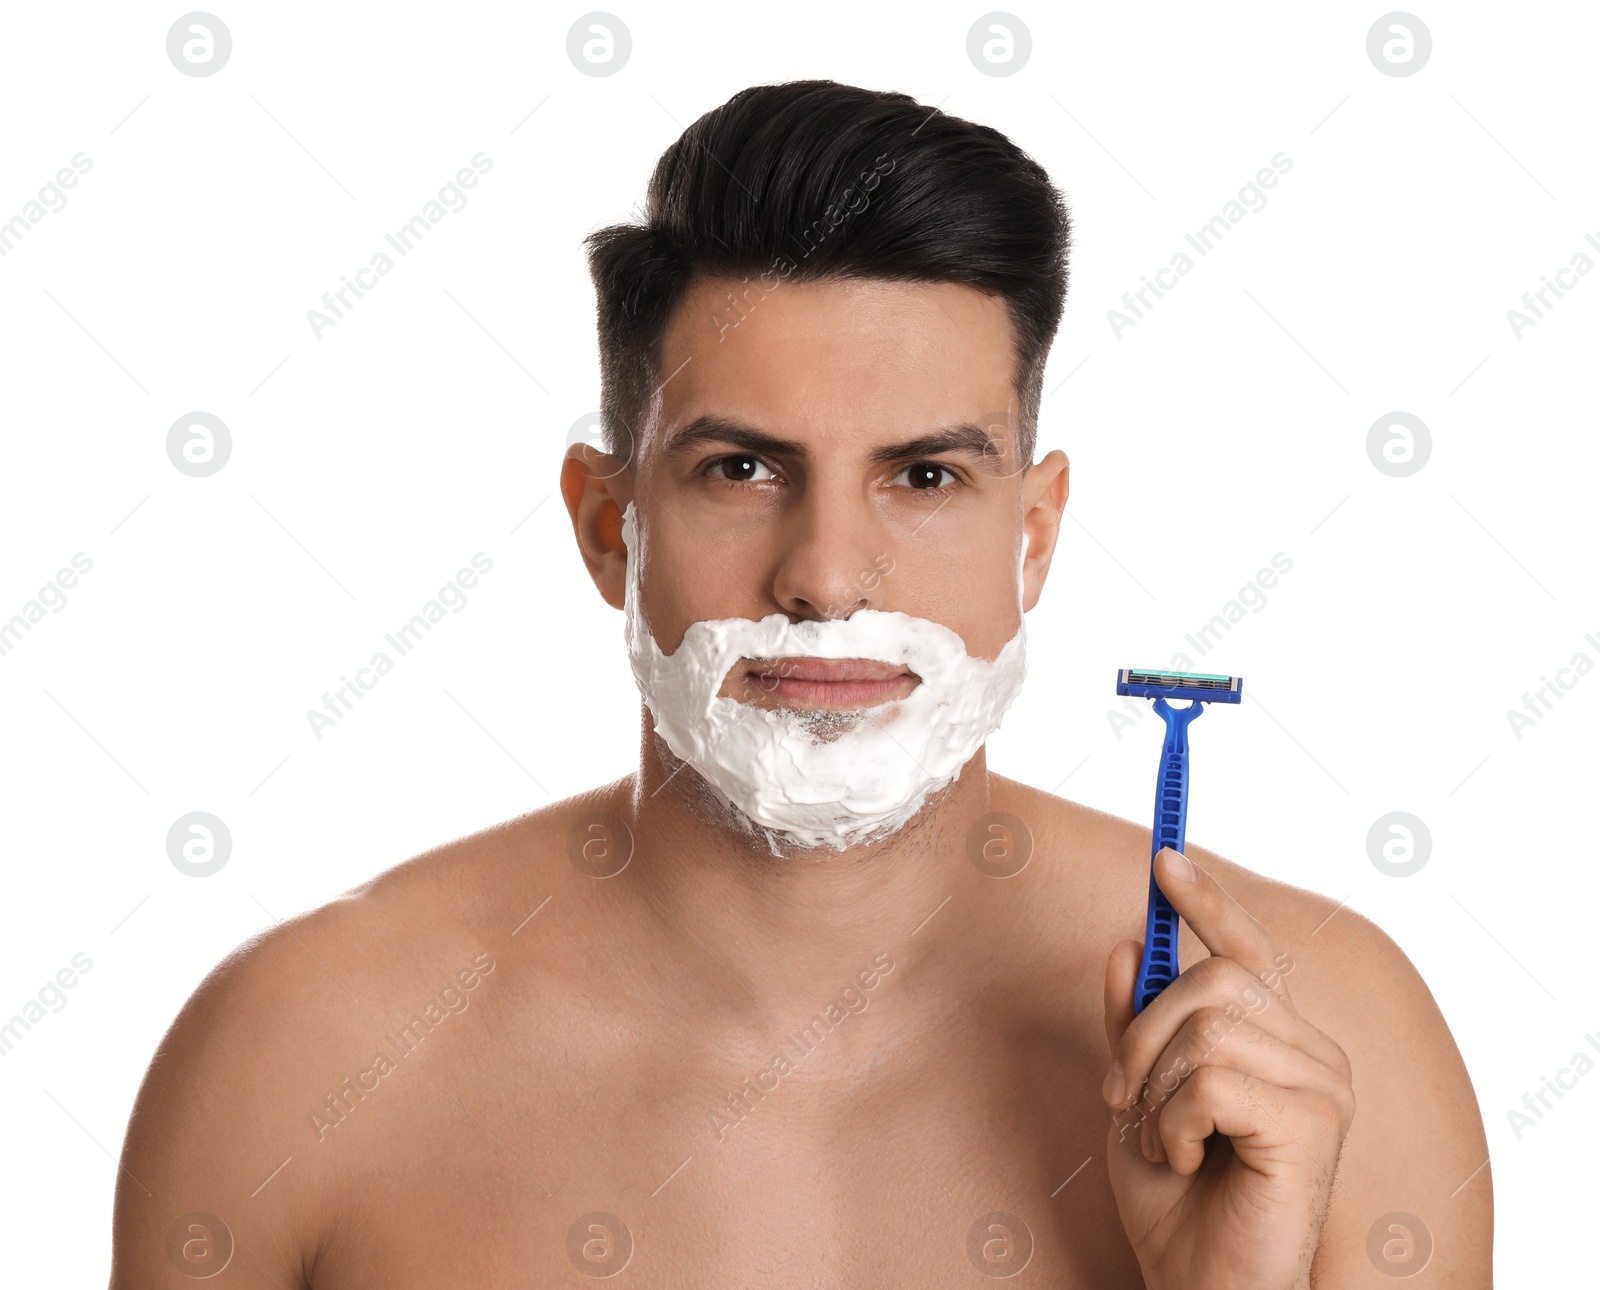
768;495;886;622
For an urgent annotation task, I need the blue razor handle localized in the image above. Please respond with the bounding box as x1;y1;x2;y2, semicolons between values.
1135;697;1203;1013
1115;669;1243;1014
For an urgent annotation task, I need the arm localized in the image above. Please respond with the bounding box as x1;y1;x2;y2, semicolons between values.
1296;902;1493;1285
109;917;338;1289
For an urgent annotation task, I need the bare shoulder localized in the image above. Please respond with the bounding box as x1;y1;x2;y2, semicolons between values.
1198;854;1493;1283
110;780;626;1287
990;773;1306;937
997;774;1492;1284
1209;856;1495;1283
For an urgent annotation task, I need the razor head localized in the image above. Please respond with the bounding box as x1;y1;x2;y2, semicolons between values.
1116;667;1243;703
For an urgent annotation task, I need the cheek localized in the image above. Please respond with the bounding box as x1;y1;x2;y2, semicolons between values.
946;599;1023;662
640;589;702;659
894;542;1023;661
639;578;686;655
635;535;752;657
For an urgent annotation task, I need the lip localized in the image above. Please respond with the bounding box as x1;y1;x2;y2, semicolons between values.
739;656;918;709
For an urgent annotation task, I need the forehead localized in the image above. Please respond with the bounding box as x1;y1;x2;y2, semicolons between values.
650;276;1018;452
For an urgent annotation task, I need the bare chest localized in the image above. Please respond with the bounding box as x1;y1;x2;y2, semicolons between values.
305;989;1145;1288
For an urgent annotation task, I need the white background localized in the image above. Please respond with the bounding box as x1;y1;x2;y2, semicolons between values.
1;1;1594;1282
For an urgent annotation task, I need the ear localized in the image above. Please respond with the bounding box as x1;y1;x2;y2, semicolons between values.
1019;449;1069;612
560;443;634;611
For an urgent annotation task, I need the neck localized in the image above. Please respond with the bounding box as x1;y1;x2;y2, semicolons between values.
615;706;1001;1006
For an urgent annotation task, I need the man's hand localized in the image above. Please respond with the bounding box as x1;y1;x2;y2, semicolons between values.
1101;847;1356;1290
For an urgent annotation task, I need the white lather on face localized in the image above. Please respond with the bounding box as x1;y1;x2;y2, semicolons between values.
620;500;1029;852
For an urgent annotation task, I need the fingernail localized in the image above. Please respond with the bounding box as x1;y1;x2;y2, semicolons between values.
1103;1059;1126;1106
1161;848;1197;882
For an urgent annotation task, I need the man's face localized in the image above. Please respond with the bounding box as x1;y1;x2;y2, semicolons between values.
609;275;1060;715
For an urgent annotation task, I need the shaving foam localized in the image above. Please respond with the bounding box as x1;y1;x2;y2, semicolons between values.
620;501;1028;852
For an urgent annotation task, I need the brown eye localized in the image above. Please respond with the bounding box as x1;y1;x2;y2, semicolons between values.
898;462;958;490
707;454;775;483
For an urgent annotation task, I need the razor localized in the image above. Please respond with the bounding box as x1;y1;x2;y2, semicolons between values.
1115;667;1244;1014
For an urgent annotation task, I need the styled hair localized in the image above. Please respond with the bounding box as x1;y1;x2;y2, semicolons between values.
584;79;1072;467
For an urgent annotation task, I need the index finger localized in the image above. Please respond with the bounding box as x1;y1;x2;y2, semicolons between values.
1150;847;1294;1005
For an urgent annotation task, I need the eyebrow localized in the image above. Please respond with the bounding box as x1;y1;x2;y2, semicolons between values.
662;413;999;465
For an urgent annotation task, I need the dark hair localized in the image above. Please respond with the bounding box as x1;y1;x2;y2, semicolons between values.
584;79;1071;468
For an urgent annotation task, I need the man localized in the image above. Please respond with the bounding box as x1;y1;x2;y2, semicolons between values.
111;81;1491;1287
